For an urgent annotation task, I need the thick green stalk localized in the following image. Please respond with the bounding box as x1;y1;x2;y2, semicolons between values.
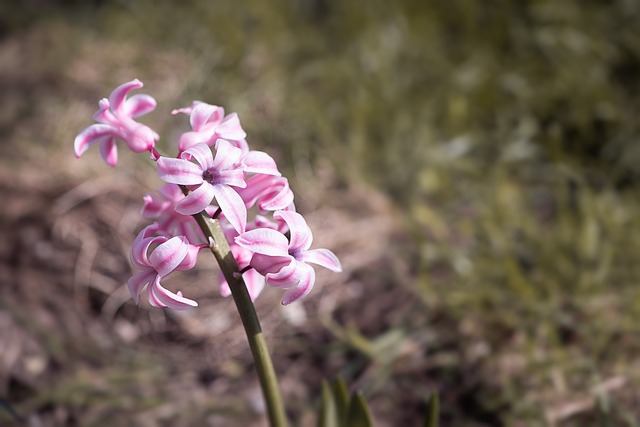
186;193;288;427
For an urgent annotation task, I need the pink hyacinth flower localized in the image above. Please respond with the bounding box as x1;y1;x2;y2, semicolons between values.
74;79;158;166
156;141;248;233
172;102;247;153
128;225;201;310
235;210;342;304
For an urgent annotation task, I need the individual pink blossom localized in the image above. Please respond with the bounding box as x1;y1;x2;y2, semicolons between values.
235;210;342;304
157;141;248;233
217;215;289;301
128;224;202;310
172;102;247;153
74;79;159;166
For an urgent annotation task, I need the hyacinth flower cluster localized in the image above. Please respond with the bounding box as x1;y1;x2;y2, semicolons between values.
74;80;341;310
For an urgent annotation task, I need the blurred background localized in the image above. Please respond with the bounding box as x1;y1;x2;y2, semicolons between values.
2;0;640;425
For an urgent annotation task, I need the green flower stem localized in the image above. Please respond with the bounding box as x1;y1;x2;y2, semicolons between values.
184;187;288;427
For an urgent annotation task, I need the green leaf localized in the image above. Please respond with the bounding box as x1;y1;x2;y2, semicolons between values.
318;379;339;427
331;377;350;424
346;391;373;427
423;393;439;427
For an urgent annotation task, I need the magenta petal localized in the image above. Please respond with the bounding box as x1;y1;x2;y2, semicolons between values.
131;227;165;269
301;248;342;272
127;269;156;304
109;79;143;112
172;102;197;116
219;279;232;298
216;169;246;188
99;137;118;166
216;113;247;140
230;138;250;154
124;94;157;118
92;99;112;122
182;143;214;170
266;260;315;288
212;184;247;233
178;131;209;153
275;211;313;252
265;260;306;288
260;181;294;212
211;139;243;170
149;236;189;277
74;124;114;157
280;264;316;305
157;157;204;185
149;276;198;309
235;228;289;256
237;174;274;208
122;123;156;153
175;183;215;215
141;193;169;218
244;269;266;301
250;253;292;276
191;103;223;131
242;151;281;176
176;244;200;271
159;184;183;201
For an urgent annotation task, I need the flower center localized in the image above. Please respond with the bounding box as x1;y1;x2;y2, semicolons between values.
202;168;219;184
289;249;303;261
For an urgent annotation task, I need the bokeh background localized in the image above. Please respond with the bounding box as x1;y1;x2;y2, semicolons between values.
2;1;640;425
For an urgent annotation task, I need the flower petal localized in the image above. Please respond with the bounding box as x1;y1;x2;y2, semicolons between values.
190;103;224;131
181;130;214;153
175;182;215;215
123;94;157;118
219;278;232;298
157;157;204;185
212;184;247;233
99;137;118;167
181;143;214;171
171;101;198;116
242;151;281;176
229;138;250;154
148;276;198;309
274;210;313;251
74;124;114;157
266;259;311;289
250;253;292;276
130;225;165;269
122;122;157;153
216;113;247;140
235;228;289;256
176;243;201;271
141;191;171;218
259;180;294;212
109;79;143;112
127;269;156;304
244;269;266;301
280;264;316;305
301;248;342;272
216;169;247;188
211;139;243;171
219;269;265;302
149;236;189;277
